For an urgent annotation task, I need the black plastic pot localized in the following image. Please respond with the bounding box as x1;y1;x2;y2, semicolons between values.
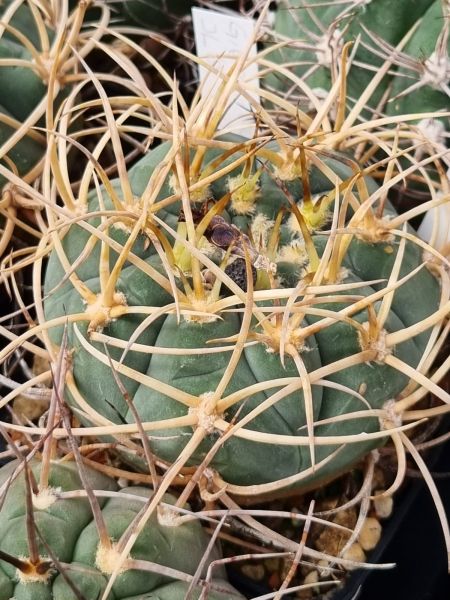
332;439;450;600
227;437;450;600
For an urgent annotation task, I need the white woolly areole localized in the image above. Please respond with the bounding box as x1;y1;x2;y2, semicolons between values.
274;154;302;182
32;486;61;510
183;299;219;324
110;198;141;234
189;392;220;434
417;118;446;146
251;214;274;250
380;399;402;430
85;291;128;333
315;28;343;67
157;504;183;528
168;173;210;203
359;324;391;362
96;541;126;575
16;559;53;584
276;239;308;265
227;172;260;215
423;51;450;90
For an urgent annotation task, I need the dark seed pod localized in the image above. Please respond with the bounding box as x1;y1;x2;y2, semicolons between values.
209;222;241;249
224;258;257;293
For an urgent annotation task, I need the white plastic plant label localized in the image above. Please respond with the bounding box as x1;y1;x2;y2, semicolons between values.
192;7;259;138
417;165;450;250
418;200;450;250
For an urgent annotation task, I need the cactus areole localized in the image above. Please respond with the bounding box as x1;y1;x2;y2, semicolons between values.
44;135;442;497
0;460;241;599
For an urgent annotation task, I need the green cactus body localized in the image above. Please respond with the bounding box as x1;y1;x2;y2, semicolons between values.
0;105;44;181
386;0;450;121
0;37;47;121
0;460;241;599
0;0;52;184
119;0;193;29
270;0;435;108
120;580;244;599
0;0;44;48
44;136;442;494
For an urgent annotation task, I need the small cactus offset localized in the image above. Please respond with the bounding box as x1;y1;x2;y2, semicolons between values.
0;459;243;599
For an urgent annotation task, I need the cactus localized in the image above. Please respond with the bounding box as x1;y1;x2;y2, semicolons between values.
0;6;449;597
385;0;450;120
0;0;78;186
37;38;448;500
0;0;195;263
0;459;243;599
0;0;178;189
42;139;443;492
269;0;449;121
0;0;119;260
118;0;194;29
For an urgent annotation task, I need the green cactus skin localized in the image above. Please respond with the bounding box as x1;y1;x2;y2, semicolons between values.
44;136;442;493
0;0;44;48
118;580;245;599
270;0;436;109
0;106;44;181
0;460;242;599
0;36;47;122
119;0;193;29
0;0;51;185
386;0;450;121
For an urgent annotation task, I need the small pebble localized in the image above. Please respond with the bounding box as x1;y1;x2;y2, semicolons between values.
373;493;394;519
342;543;366;570
304;570;319;586
359;517;382;551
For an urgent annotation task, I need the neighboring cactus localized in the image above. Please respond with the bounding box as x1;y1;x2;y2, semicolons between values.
0;0;191;262
0;0;115;260
118;0;194;29
268;0;449;122
0;0;80;186
385;0;450;120
0;459;242;599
